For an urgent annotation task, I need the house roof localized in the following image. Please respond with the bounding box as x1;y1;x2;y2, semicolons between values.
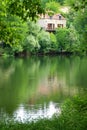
39;14;66;20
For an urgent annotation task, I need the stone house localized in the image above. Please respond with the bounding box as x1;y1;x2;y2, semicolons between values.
38;14;66;32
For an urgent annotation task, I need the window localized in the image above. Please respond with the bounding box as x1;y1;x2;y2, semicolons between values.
48;24;52;29
47;23;55;30
59;15;61;20
57;24;63;28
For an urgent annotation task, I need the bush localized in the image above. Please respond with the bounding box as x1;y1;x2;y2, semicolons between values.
38;30;51;53
60;95;87;130
0;15;28;55
56;27;80;53
50;33;57;51
24;34;40;53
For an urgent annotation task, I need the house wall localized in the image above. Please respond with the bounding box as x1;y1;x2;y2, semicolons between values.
38;18;66;30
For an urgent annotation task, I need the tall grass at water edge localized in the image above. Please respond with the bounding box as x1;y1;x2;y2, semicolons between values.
0;95;87;130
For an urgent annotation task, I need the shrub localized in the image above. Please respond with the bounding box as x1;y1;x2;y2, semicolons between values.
38;30;51;53
0;15;28;55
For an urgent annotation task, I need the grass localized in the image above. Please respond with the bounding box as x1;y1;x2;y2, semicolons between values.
0;117;63;130
0;95;87;130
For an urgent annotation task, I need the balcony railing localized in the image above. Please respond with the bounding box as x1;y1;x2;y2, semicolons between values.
46;27;56;32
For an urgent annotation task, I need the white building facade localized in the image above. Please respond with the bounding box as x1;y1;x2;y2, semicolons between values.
38;14;66;32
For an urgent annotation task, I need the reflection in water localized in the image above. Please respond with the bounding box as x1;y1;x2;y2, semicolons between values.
0;56;87;122
14;102;60;122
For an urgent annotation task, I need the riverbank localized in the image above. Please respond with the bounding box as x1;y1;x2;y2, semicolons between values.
1;50;86;58
0;95;87;130
0;117;62;130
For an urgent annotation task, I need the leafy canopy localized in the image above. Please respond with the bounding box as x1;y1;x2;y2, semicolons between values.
7;0;44;20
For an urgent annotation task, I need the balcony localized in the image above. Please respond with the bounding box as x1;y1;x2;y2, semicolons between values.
46;23;56;32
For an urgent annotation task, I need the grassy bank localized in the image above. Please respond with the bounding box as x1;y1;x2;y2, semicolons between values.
0;117;63;130
0;95;87;130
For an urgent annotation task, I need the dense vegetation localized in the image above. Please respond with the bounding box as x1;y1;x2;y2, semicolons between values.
0;0;87;56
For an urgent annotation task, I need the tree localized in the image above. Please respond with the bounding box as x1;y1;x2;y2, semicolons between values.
0;15;28;55
24;21;40;53
65;0;87;53
38;30;51;53
65;0;86;11
56;28;70;52
46;1;60;15
50;33;57;51
41;0;65;7
7;0;44;20
56;27;80;53
0;0;44;55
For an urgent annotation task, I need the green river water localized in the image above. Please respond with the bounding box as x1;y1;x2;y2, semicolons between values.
0;56;87;122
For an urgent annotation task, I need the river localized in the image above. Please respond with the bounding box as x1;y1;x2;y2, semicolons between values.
0;56;87;122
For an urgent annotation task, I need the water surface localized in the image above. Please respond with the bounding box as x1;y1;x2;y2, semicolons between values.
0;56;87;122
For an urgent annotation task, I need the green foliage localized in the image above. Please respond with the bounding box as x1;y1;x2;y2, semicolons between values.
27;21;41;36
7;0;44;21
65;0;87;11
0;15;28;54
56;27;80;53
50;33;58;51
65;0;87;53
41;0;65;7
24;34;40;53
46;1;60;15
0;0;86;55
55;0;65;5
56;28;70;52
38;30;51;53
66;27;80;52
60;95;87;130
0;0;44;56
24;21;51;54
23;21;40;53
40;0;86;54
74;9;87;52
